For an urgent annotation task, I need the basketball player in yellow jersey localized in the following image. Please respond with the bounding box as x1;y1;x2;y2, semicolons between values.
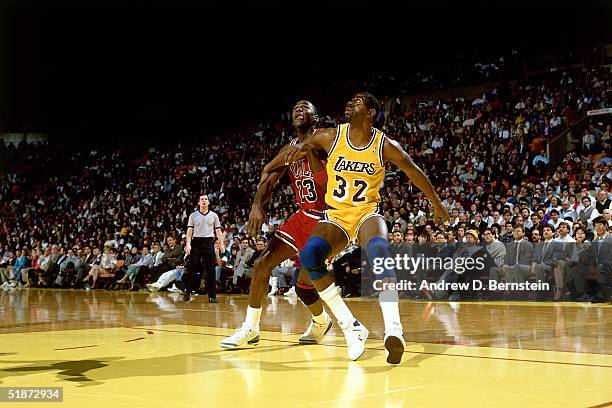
282;92;449;364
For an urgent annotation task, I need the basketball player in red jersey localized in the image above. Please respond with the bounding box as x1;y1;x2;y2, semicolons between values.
220;100;333;349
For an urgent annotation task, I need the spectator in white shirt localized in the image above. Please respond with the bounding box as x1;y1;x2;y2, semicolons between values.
554;222;575;243
547;209;563;230
559;200;577;222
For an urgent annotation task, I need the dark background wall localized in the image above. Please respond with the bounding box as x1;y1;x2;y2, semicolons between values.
1;0;611;143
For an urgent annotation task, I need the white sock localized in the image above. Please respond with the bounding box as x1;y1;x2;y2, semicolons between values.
379;290;402;334
311;308;329;325
319;283;355;331
245;306;262;331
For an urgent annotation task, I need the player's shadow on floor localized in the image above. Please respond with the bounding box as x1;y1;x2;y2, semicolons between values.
0;343;396;387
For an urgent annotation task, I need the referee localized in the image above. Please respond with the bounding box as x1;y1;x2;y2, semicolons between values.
184;194;225;303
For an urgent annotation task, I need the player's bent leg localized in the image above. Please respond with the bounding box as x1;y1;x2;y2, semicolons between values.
220;238;295;350
359;216;405;365
296;269;332;344
300;223;368;360
296;269;323;316
249;238;296;309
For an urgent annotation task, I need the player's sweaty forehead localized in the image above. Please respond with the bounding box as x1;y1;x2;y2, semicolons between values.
350;94;366;104
293;101;315;111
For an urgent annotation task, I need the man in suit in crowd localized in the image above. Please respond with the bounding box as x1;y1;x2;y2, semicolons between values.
494;226;533;288
530;225;564;299
592;217;612;303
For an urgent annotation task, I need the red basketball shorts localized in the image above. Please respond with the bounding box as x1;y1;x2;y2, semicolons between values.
274;209;322;253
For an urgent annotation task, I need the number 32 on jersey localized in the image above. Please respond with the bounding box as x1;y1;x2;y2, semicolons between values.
331;175;368;203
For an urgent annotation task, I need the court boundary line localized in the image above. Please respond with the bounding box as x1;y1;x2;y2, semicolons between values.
407;338;612;356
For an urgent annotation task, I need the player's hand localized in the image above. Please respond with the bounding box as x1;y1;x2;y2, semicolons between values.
283;143;310;165
277;144;293;157
433;204;450;225
247;204;267;237
185;244;191;255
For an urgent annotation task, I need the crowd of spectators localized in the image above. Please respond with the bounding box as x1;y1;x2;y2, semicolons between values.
1;63;611;302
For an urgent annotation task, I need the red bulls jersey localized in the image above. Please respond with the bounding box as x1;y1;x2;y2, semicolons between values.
288;137;326;214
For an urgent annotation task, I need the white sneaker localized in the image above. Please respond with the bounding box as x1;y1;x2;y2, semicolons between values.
146;283;160;292
384;331;406;365
220;323;260;349
343;320;369;361
167;284;180;293
299;314;333;344
8;281;16;288
284;286;297;297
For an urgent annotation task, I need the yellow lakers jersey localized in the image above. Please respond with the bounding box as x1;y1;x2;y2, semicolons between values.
325;123;386;210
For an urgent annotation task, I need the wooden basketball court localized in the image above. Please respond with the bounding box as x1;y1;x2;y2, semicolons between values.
0;289;610;407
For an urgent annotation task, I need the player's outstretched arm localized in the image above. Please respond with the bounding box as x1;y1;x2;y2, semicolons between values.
247;164;285;237
383;137;450;224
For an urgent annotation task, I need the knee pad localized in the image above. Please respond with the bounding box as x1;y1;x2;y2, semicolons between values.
300;236;331;280
366;236;396;279
295;284;320;305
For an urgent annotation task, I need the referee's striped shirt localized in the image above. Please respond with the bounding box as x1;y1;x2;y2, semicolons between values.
188;210;221;238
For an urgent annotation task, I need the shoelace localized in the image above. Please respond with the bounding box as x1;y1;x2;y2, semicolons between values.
304;320;321;335
350;328;365;341
229;324;251;338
